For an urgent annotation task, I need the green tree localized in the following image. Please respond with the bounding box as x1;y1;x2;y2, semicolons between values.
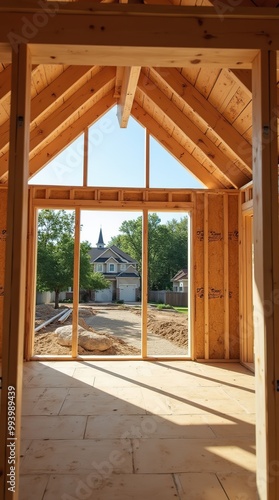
37;210;109;308
110;214;188;290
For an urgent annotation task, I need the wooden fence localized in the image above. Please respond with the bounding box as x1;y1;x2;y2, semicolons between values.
148;290;188;307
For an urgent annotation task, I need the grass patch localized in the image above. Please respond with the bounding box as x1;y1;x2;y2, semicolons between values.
173;307;188;314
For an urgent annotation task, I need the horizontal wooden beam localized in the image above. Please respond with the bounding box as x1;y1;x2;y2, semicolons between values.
117;66;141;128
151;67;252;172
132;99;227;189
2;5;279;65
137;73;250;188
30;185;195;209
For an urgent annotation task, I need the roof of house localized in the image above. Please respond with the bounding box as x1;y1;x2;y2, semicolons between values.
1;4;271;189
171;269;188;282
89;245;137;264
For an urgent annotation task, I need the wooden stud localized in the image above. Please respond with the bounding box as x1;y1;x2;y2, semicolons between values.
145;130;150;189
204;192;209;360
0;44;31;500
83;128;88;187
223;193;229;359
238;193;244;363
188;207;194;360
24;198;37;361
252;50;279;500
245;215;254;363
141;208;148;358
72;207;81;358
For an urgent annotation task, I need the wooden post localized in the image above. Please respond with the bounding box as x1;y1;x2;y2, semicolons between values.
141;209;148;358
0;44;31;500
204;193;209;359
72;207;81;358
252;50;279;500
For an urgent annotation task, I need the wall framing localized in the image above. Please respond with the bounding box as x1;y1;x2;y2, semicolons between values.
0;5;278;498
22;185;240;364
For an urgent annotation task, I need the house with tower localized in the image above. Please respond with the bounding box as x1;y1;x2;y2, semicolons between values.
89;229;140;302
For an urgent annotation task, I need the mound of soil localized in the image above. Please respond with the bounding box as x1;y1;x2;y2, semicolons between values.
34;303;188;356
34;304;140;356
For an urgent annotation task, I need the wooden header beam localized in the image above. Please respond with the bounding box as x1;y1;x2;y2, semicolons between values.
2;5;279;65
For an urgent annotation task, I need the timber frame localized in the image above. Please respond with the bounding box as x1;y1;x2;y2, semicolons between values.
0;3;278;500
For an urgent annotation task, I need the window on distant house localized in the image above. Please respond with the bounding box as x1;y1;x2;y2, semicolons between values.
179;282;183;289
120;264;126;270
109;263;115;272
96;264;103;272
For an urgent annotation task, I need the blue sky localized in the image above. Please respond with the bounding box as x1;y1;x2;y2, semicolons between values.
29;106;204;245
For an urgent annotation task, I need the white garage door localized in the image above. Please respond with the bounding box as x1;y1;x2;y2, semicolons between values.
119;285;136;302
95;285;113;302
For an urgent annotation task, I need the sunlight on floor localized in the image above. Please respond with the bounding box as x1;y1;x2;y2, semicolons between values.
19;360;257;500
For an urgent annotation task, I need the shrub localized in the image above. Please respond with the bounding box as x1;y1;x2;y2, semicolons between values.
156;303;173;310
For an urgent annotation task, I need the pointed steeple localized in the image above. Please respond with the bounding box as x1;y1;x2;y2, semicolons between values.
96;227;105;248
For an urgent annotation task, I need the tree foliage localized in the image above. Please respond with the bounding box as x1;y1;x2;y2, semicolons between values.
110;213;188;290
37;210;109;308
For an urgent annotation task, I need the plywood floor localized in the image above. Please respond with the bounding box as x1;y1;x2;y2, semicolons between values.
20;361;257;499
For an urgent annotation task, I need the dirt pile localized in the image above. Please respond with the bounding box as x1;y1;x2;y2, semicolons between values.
147;311;188;349
34;304;140;355
34;304;188;356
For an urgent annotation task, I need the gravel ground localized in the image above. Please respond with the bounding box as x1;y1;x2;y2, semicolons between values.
86;306;187;356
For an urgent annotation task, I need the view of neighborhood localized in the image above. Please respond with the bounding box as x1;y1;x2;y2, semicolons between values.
34;209;189;357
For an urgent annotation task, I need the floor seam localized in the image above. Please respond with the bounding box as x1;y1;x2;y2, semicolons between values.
172;473;182;499
216;473;230;499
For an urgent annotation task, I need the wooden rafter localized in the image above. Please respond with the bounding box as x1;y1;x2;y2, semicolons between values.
137;73;250;188
132;100;227;189
0;64;11;102
0;65;95;156
28;91;116;180
30;65;94;123
150;67;252;172
117;66;141;127
0;67;116;179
